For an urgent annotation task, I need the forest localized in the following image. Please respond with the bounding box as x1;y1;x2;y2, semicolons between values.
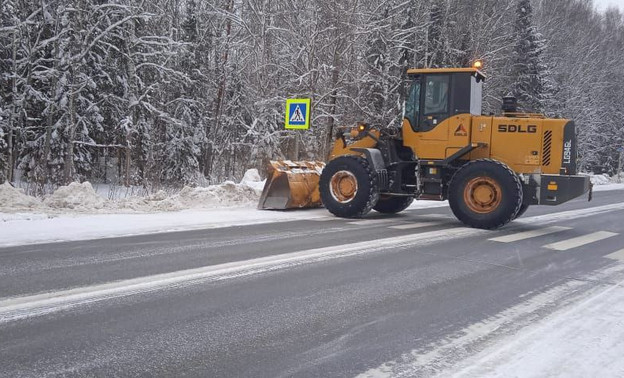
0;0;623;192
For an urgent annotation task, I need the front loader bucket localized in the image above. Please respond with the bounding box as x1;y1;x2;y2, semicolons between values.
258;160;325;210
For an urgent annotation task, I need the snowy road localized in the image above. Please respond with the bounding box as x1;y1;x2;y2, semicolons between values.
1;190;624;377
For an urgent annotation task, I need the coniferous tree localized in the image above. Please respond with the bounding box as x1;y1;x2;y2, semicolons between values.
510;0;550;113
427;0;447;68
363;8;392;126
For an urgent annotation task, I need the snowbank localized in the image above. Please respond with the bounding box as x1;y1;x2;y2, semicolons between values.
0;169;267;213
240;168;265;191
589;173;612;186
145;181;262;211
43;182;107;210
586;173;624;192
0;183;41;210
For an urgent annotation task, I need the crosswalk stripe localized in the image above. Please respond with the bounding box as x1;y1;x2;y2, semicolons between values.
415;213;454;219
605;249;624;262
389;222;444;230
347;219;398;226
489;226;571;243
544;231;618;251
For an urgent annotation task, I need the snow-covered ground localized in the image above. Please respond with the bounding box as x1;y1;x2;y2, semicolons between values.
590;172;624;192
0;171;622;247
446;273;624;378
0;208;331;247
0;169;448;247
361;266;624;378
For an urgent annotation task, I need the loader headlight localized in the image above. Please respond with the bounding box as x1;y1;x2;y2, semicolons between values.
357;123;367;132
473;60;483;69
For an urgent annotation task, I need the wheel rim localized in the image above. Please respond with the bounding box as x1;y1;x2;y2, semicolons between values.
463;176;502;214
330;170;358;203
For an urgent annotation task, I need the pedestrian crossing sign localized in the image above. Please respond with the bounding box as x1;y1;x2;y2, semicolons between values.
285;98;311;130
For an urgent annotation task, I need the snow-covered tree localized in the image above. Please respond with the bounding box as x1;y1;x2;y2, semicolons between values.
427;0;448;68
0;0;622;187
510;0;551;113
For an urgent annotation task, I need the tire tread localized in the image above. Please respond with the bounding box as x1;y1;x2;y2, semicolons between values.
448;159;523;229
320;155;379;218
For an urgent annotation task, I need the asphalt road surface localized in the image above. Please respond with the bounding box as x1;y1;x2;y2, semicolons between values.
1;190;623;377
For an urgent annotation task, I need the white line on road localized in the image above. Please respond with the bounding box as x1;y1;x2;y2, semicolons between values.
414;213;455;219
543;231;618;251
0;226;483;323
605;249;624;262
516;202;624;225
347;219;400;226
389;222;444;230
489;226;571;243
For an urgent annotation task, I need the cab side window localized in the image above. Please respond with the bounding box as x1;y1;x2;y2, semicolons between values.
424;75;449;116
405;79;420;131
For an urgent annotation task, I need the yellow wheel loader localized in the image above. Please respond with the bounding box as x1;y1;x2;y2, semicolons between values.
259;66;592;229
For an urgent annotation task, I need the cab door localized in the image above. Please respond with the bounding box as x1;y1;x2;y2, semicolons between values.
403;73;469;160
419;74;450;136
414;74;460;159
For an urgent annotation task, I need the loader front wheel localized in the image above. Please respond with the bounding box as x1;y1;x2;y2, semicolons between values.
320;156;379;218
514;203;530;219
448;159;523;229
374;195;414;214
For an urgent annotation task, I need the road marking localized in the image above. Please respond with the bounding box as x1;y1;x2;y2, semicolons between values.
309;217;338;221
489;226;571;243
389;222;444;230
347;219;399;226
516;202;624;225
605;249;624;262
358;279;591;378
0;226;484;323
544;231;618;251
2;202;623;322
415;213;454;219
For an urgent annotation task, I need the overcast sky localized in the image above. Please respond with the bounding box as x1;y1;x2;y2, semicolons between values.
593;0;624;12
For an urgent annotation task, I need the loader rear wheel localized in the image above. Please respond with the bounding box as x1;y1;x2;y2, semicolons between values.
448;159;523;229
320;156;379;218
374;195;414;214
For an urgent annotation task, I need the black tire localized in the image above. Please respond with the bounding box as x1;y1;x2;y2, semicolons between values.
320;155;379;218
448;159;523;229
514;202;530;219
374;195;414;214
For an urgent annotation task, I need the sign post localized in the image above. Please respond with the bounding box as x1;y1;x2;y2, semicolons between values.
285;99;311;160
617;146;623;183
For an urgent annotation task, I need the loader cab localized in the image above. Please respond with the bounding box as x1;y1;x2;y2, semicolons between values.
404;68;485;132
